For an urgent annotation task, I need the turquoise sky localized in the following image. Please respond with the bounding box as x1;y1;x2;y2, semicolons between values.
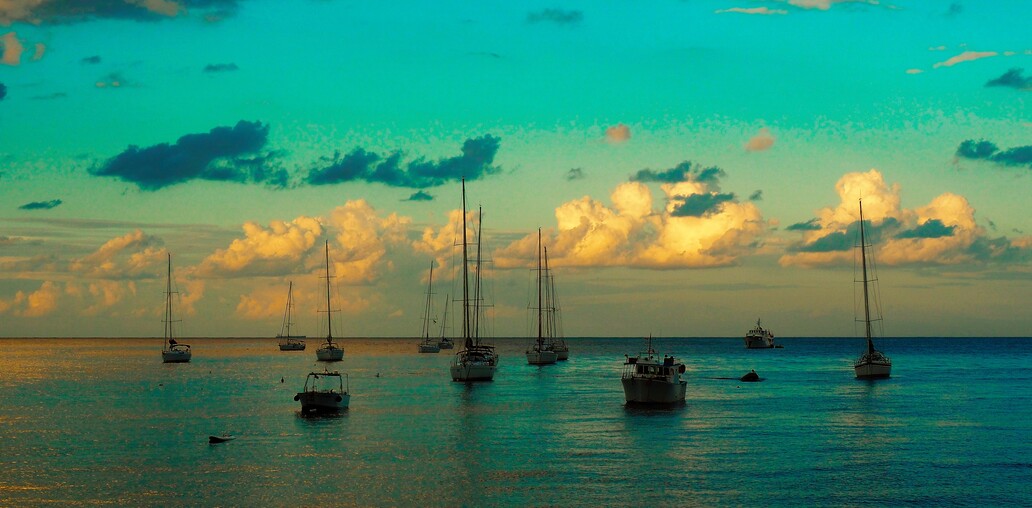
1;0;1029;338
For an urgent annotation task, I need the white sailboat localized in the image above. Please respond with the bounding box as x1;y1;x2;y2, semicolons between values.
277;281;306;351
621;336;687;405
543;245;569;361
450;179;498;382
417;262;441;353
315;240;344;362
853;199;892;379
161;253;192;363
527;229;558;365
294;370;349;413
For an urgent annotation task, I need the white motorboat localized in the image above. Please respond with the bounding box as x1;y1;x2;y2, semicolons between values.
294;370;349;413
450;180;498;382
160;253;192;364
853;199;892;379
277;281;306;351
621;336;687;405
315;240;345;362
744;319;776;349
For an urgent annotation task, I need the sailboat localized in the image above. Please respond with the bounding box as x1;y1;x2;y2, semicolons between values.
277;281;306;351
526;229;558;365
417;262;441;353
853;199;892;379
543;245;569;360
450;179;499;381
437;296;454;349
160;253;192;363
315;240;344;362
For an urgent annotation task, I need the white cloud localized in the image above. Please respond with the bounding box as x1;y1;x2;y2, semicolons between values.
715;7;788;15
744;128;775;151
196;217;323;277
933;50;998;68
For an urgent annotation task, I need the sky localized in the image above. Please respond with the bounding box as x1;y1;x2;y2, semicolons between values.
0;0;1029;338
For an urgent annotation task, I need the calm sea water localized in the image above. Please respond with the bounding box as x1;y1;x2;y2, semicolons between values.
1;337;1030;506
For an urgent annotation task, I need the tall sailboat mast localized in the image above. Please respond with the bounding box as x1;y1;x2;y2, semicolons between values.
473;206;483;344
537;228;543;345
422;263;434;339
461;178;472;349
323;240;333;343
165;253;174;343
859;200;874;353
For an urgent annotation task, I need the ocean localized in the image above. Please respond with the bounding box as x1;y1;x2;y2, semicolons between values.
1;337;1030;506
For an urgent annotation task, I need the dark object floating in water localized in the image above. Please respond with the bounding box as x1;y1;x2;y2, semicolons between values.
209;434;236;444
740;370;760;382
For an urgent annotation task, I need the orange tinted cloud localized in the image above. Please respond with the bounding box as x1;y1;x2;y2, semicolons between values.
605;124;631;143
933;51;998;68
1;31;24;65
744;128;775;151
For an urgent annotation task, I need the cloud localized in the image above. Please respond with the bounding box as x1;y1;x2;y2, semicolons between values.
0;0;240;25
748;190;763;201
2;31;24;65
985;68;1032;90
495;167;767;269
785;0;880;10
956;139;1032;168
905;68;923;74
933;51;997;68
671;192;736;217
631;161;725;184
604;124;631;143
744;128;775;151
895;219;955;239
19;199;63;210
69;229;166;279
0;81;6;101
32;42;44;60
786;218;822;231
405;191;433;201
566;168;585;181
81;55;101;64
779;170;1025;267
715;7;787;15
195;216;324;277
526;8;582;25
305;135;501;188
203;62;238;73
90;120;288;190
327;200;411;284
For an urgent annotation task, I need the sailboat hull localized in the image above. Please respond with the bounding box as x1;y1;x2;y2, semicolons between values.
451;363;496;381
526;350;558;365
316;347;344;362
162;348;191;363
418;343;441;353
854;361;891;379
438;341;454;350
279;343;306;351
554;347;569;361
622;378;687;405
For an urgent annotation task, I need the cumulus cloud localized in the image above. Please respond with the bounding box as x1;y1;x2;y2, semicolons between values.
327;200;411;284
69;229;166;279
0;0;240;25
203;62;238;73
715;7;787;15
956;139;1032;168
495;165;766;269
933;51;997;68
19;199;62;210
744;128;775;151
195;216;324;277
306;135;501;188
91;120;287;190
604;124;631;143
779;170;1027;267
2;31;24;65
985;68;1032;90
526;8;582;25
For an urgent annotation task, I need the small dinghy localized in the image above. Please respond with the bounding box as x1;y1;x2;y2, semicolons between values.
208;434;236;444
740;370;760;382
